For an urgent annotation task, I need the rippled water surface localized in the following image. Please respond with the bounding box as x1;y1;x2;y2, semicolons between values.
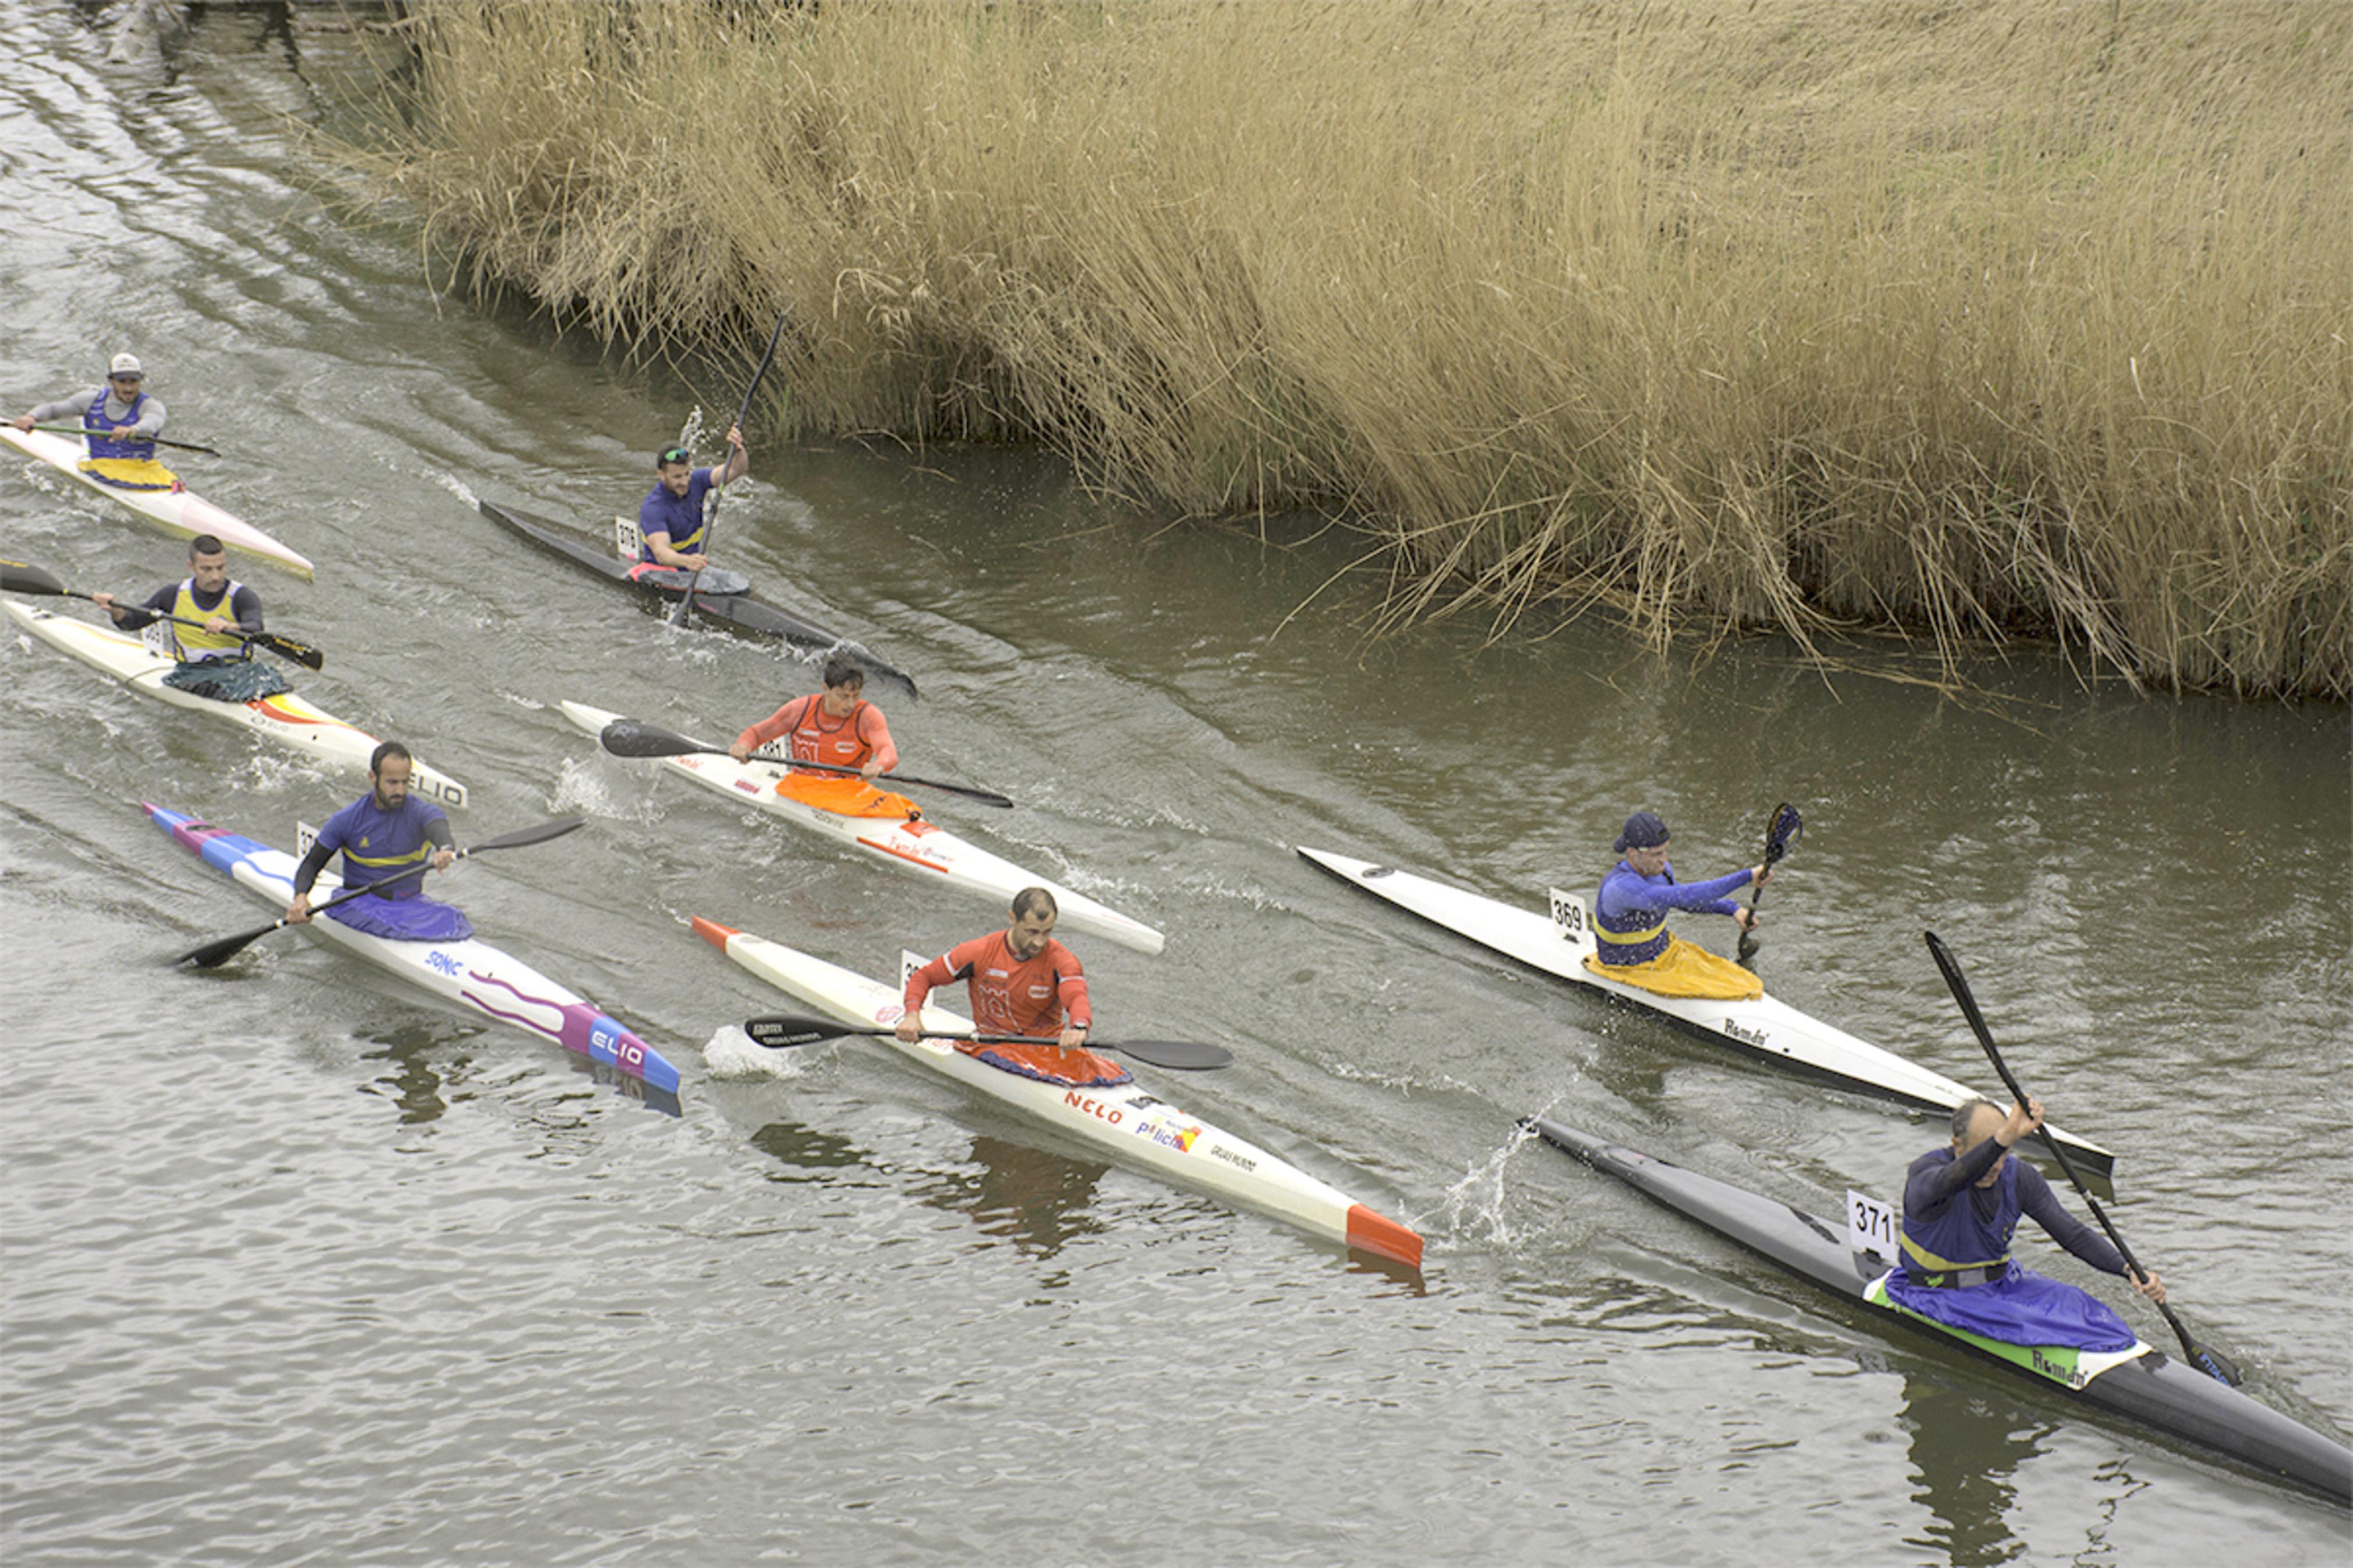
2;6;2347;1564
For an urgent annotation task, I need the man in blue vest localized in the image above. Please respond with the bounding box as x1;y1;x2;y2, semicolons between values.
283;742;471;942
1586;809;1770;999
638;423;749;571
12;352;169;481
1884;1095;2166;1350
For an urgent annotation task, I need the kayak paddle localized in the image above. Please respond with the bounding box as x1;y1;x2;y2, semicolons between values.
2;559;324;670
671;305;790;628
743;1012;1232;1072
595;717;1014;808
1736;801;1802;966
172;816;586;970
1923;929;2242;1386
19;421;222;457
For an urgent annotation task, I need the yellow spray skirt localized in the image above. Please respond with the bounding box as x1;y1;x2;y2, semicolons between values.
1584;934;1762;1001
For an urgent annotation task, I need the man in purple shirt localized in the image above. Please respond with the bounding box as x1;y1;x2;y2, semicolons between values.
637;424;748;571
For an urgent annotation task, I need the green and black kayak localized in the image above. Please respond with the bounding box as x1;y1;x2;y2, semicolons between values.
1527;1118;2351;1506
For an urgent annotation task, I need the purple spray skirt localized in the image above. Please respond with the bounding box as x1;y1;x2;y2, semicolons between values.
326;891;475;943
1883;1261;2136;1352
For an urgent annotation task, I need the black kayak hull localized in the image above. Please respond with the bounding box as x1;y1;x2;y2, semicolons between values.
1528;1117;2351;1507
477;498;917;697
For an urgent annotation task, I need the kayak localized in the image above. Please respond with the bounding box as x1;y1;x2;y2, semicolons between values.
476;497;917;698
8;603;467;809
145;804;680;1096
2;426;314;579
562;700;1165;955
1527;1118;2352;1506
695;916;1422;1267
1298;847;2114;1175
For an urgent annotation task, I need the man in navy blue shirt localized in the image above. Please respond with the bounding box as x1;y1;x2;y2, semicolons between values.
638;424;748;571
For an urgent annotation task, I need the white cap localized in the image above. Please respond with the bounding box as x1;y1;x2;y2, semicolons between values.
109;352;143;377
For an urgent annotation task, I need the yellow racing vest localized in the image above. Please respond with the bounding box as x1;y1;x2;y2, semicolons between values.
169;576;249;663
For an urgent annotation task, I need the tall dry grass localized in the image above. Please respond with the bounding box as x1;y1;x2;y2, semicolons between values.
341;0;2351;696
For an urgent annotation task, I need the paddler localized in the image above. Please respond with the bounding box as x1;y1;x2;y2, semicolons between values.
10;353;173;489
728;653;899;778
283;742;472;941
638;424;749;572
896;889;1126;1088
1884;1096;2165;1349
88;534;288;702
1588;809;1770;1000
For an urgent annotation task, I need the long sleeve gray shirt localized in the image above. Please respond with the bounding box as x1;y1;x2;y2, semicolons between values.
27;387;167;438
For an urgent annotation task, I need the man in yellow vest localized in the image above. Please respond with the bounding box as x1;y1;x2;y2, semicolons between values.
91;533;287;701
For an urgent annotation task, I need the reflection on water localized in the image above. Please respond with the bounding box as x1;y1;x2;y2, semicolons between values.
748;1117;871;1179
1896;1368;2052;1566
355;1021;471;1126
917;1134;1112;1264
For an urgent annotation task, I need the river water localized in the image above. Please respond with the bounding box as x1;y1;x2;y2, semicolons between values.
2;6;2346;1564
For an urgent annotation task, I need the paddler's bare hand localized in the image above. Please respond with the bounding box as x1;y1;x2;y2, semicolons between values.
726;424;745;451
727;739;754;762
895;1011;924;1044
285;894;313;924
430;847;456;874
2128;1268;2167;1306
9;413;33;432
1997;1096;2045;1146
1751;863;1773;887
1059;1023;1088;1051
204;615;231;634
674;552;708;570
1733;905;1761;933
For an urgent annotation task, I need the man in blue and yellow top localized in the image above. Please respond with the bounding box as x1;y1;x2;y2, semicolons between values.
11;352;175;489
638;424;748;571
283;742;473;943
1587;809;1769;1000
1884;1095;2165;1351
90;534;288;701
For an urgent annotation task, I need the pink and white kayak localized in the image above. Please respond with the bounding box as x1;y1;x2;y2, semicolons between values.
695;916;1422;1267
2;426;314;578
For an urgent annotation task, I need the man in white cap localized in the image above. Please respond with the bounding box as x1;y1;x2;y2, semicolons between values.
13;353;169;480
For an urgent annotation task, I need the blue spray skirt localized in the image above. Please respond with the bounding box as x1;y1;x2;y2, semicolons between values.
325;891;475;943
1882;1261;2137;1353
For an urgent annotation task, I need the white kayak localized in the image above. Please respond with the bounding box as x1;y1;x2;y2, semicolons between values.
560;700;1164;955
2;426;315;579
1297;846;2116;1175
8;602;467;809
694;916;1423;1267
146;804;680;1096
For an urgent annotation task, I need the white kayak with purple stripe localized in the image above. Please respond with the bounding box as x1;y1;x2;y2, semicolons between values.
145;803;679;1094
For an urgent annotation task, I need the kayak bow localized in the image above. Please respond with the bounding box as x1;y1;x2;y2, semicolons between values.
3;426;313;578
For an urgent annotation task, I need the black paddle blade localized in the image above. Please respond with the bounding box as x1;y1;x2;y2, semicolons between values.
2191;1344;2244;1386
471;815;588;852
175;918;286;970
1101;1039;1231;1072
1;560;68;596
598;719;715;759
744;1014;858;1049
257;632;325;671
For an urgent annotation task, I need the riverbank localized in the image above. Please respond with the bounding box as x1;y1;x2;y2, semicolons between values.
337;0;2350;697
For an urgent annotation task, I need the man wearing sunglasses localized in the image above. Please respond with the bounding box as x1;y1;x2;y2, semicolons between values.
12;352;168;469
637;423;749;572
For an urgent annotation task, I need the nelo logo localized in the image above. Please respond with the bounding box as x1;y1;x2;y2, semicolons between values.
1064;1090;1124;1127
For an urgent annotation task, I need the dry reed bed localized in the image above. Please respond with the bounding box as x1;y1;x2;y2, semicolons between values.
345;0;2351;697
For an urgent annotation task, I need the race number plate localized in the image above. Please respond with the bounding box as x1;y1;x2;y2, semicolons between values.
1548;888;1588;941
1847;1190;1899;1263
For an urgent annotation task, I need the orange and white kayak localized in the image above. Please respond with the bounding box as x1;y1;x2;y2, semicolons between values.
695;917;1423;1268
560;700;1162;954
7;602;466;808
2;426;314;579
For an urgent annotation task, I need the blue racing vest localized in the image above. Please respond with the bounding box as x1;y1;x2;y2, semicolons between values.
1899;1148;2019;1286
83;390;154;462
315;792;449;898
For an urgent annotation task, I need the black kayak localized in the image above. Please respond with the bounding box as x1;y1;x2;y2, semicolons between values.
1528;1117;2351;1506
477;498;918;698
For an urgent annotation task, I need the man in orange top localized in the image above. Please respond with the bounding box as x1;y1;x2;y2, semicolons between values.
896;888;1126;1086
727;653;898;777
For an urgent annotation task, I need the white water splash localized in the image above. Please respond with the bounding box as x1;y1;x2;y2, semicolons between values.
703;1024;807;1079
